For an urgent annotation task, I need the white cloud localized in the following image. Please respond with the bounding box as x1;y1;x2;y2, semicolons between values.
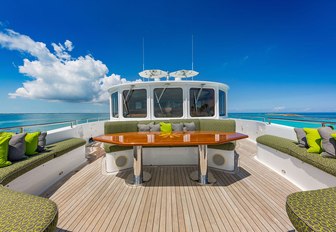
0;28;128;103
273;106;285;112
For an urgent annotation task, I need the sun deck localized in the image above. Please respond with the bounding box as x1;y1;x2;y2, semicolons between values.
48;140;298;232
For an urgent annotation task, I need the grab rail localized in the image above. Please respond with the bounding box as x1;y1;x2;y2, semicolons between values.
230;115;336;127
0;117;109;133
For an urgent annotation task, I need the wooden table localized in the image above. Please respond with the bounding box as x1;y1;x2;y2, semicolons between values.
94;131;248;185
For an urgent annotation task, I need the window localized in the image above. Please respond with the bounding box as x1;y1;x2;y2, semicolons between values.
154;88;183;118
219;90;226;116
190;88;215;117
122;89;147;118
111;92;119;118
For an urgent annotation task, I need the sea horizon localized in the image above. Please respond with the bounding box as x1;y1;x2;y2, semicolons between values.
0;112;335;132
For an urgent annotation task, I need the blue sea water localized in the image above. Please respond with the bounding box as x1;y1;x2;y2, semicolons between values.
0;112;335;132
229;112;336;128
0;113;109;132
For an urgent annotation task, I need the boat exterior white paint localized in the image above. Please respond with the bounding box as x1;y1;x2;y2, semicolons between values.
7;146;86;195
257;145;336;191
234;118;297;141
108;80;229;121
104;148;235;174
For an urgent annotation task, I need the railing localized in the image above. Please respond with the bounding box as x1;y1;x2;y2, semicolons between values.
0;117;109;133
230;115;336;128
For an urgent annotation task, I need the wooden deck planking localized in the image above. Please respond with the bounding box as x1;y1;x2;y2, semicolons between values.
51;140;299;232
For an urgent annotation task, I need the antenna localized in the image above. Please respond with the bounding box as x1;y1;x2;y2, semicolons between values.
142;37;145;81
191;34;194;80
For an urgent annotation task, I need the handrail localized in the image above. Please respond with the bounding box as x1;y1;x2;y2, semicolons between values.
266;117;336;126
231;115;336;127
0;117;109;133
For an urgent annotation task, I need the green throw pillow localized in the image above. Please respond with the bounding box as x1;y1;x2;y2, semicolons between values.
160;122;172;133
304;128;322;153
0;134;12;167
0;132;14;137
332;134;336;140
25;132;41;155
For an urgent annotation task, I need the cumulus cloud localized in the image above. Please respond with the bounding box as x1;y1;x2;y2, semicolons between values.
0;28;128;103
273;106;285;112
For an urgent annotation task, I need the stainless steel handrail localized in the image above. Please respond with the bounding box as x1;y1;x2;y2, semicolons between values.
266;117;336;126
231;115;336;127
0;117;109;133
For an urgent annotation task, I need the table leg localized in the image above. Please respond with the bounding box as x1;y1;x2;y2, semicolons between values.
190;144;216;185
126;145;151;186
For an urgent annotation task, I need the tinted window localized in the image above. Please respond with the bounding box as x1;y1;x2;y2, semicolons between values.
154;88;183;118
122;89;147;118
190;88;215;117
219;90;226;116
111;92;119;118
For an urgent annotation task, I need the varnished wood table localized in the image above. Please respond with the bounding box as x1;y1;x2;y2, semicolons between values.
94;131;248;185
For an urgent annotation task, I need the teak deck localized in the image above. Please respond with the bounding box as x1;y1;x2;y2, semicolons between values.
50;140;298;232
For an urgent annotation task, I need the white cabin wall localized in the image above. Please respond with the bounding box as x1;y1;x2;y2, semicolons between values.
46;121;106;144
234;119;297;141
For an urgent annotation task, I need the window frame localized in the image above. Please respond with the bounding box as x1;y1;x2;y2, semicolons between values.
189;87;216;118
111;91;119;118
152;87;184;119
121;88;148;119
218;89;226;117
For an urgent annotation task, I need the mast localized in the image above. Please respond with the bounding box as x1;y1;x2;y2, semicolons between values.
191;34;194;80
142;37;145;81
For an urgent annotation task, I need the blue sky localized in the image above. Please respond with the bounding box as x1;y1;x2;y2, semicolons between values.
0;0;335;113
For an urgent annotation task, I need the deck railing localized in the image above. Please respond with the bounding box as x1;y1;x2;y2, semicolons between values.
0;117;109;133
230;115;336;128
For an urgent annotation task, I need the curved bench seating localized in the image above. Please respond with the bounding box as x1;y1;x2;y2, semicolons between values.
257;135;336;177
256;134;336;190
103;119;238;173
286;187;336;232
0;186;58;232
0;138;86;185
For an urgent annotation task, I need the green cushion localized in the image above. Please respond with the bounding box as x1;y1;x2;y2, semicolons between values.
257;135;336;177
332;134;336;139
49;138;86;158
304;128;322;153
25;132;41;156
0;152;54;185
0;186;58;232
105;121;138;134
0;134;12;168
200;119;236;132
0;138;86;185
104;143;132;153
286;187;336;232
208;142;236;151
160;122;172;133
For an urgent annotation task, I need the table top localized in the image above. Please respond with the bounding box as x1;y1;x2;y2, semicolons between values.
93;131;248;146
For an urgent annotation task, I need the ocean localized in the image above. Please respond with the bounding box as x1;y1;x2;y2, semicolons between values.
0;112;335;132
0;113;110;132
229;112;336;128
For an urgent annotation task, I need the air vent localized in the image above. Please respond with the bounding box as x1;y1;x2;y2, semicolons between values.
213;154;225;166
115;156;128;168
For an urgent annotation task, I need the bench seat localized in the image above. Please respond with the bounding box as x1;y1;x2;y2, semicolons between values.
286;187;336;231
257;135;336;177
0;138;86;185
0;186;58;232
